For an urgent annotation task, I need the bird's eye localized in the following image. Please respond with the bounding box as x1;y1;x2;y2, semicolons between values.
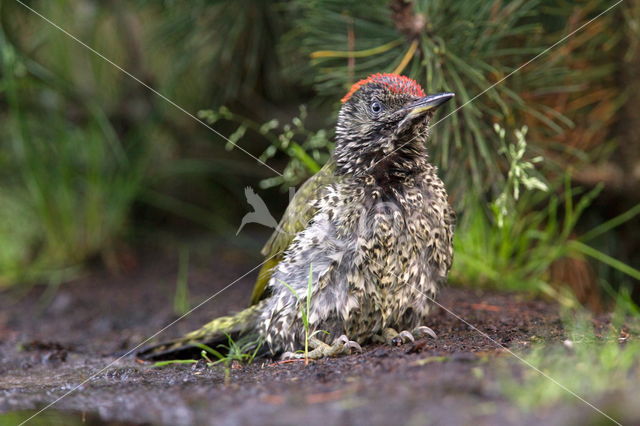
370;101;383;114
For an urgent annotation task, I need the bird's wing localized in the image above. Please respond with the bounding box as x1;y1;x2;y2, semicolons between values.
249;160;337;305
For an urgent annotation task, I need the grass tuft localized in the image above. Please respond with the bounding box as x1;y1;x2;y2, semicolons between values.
152;334;263;385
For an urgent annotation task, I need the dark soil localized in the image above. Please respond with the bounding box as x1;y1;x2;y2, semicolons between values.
0;251;631;425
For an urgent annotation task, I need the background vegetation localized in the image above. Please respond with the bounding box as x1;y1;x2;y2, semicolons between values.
0;0;638;310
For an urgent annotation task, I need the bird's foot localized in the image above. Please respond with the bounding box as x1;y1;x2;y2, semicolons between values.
382;326;438;346
281;335;362;360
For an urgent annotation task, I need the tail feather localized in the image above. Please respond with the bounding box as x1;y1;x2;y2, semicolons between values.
136;304;263;361
136;335;233;361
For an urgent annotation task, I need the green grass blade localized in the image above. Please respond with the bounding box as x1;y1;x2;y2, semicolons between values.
569;241;640;281
580;203;640;243
151;360;198;367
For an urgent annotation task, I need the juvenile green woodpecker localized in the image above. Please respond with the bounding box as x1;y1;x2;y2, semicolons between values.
138;73;455;360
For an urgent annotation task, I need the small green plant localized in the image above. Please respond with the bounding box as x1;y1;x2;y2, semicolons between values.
279;264;328;365
453;124;640;296
198;106;333;190
173;247;191;315
152;334;262;385
490;124;549;228
196;336;263;385
453;180;596;295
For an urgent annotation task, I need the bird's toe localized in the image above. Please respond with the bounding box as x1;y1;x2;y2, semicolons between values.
399;330;415;343
281;351;302;360
334;335;363;354
386;326;436;346
412;326;438;339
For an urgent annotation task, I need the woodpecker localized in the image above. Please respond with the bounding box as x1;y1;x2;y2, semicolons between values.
138;73;455;360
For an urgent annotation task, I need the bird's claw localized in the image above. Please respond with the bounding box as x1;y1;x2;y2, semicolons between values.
335;335;362;353
390;330;414;346
412;326;438;339
280;335;362;360
280;351;300;360
384;325;438;346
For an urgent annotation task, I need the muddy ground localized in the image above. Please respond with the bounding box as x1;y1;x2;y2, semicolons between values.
0;250;635;426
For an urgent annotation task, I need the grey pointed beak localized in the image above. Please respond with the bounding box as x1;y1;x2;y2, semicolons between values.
406;92;455;117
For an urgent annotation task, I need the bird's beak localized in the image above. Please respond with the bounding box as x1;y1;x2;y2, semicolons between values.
405;92;455;117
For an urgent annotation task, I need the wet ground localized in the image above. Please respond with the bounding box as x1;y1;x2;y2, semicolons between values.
0;251;635;425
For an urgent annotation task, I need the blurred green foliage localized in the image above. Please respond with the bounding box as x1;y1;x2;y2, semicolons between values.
0;0;638;302
198;105;333;189
0;32;146;284
499;292;640;411
451;127;639;299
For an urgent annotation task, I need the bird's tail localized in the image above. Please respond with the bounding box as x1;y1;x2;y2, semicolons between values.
136;303;265;361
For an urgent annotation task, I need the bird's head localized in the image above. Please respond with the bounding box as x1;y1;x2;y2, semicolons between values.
334;73;454;176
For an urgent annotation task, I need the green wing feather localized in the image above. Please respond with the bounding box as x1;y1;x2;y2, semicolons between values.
250;160;336;305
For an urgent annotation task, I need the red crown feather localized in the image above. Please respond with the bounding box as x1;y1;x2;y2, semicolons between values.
341;73;425;103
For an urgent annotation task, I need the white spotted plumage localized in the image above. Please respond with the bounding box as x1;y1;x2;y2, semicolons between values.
259;133;454;354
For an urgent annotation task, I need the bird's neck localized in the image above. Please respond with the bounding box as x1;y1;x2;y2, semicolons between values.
334;137;430;185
